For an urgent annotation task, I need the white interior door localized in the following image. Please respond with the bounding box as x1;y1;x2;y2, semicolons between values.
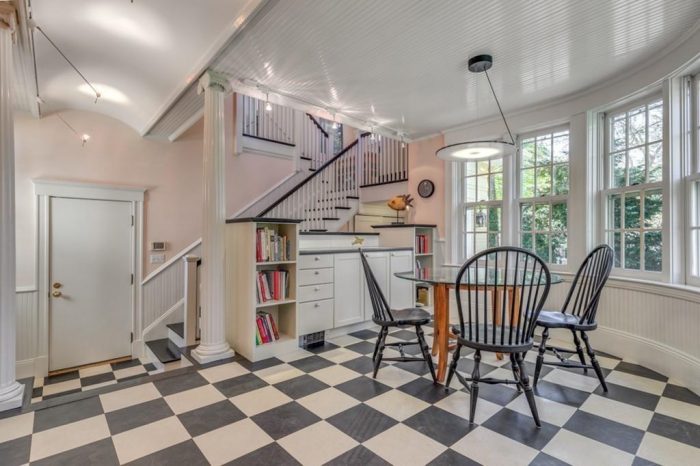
49;197;133;371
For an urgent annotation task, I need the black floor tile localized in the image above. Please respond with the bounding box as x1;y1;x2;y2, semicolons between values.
615;362;668;382
226;442;301;466
456;357;497;377
533;380;590;408
153;372;208;397
34;438;119;466
0;435;31;466
42;388;82;400
529;452;570;466
250;402;320;440
335;376;393;402
481;408;559;450
593;382;660;411
662;384;700;406
289;355;335;373
143;363;157;372
327;404;397;442
345;341;377;355
469;383;519;406
274;374;329;399
397;378;452;404
390;329;418;340
647;412;700;449
126;440;209;466
395;360;432;376
405;406;475;446
213;373;268;398
348;329;379;340
111;359;142;370
326;445;392;466
81;372;116;387
106;398;174;435
564;410;645;454
34;396;104;433
341;356;385;375
178;400;246;437
428;449;480;466
32;386;43;398
236;357;284;372
304;342;339;354
43;371;79;385
632;456;661;466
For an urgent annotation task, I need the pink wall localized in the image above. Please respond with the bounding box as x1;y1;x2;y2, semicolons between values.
14;109;294;287
407;134;445;236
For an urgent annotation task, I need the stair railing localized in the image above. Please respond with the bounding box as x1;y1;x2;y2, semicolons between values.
241;94;295;145
359;133;408;187
261;140;359;230
301;114;330;169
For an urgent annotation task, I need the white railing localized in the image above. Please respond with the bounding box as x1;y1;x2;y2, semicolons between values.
241;94;295;145
359;133;408;186
300;114;330;169
264;141;359;230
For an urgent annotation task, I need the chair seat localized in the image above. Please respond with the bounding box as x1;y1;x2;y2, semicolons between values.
376;307;431;326
536;310;596;330
451;324;533;353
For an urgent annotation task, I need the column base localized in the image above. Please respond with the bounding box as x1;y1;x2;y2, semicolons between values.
191;342;236;365
0;381;24;412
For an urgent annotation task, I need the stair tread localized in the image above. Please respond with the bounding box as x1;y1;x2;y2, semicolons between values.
146;338;181;364
166;322;184;338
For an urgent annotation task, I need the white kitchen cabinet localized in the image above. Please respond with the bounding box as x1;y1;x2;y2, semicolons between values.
333;253;364;327
362;251;390;321
390;250;414;309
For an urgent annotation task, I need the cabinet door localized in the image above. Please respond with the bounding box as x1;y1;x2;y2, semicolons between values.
390;251;415;309
333;254;364;327
362;252;390;321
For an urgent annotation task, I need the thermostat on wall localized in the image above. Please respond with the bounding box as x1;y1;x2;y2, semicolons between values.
151;241;167;251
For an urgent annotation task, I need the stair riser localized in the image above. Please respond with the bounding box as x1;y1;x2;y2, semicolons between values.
168;328;185;348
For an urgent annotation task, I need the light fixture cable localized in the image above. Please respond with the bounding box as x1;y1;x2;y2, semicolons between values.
483;69;514;145
56;113;90;146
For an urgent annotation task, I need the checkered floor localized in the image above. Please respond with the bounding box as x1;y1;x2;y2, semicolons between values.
1;325;699;465
30;359;161;403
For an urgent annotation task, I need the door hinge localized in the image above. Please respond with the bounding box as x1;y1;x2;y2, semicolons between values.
131;215;134;226
130;332;133;343
130;274;134;285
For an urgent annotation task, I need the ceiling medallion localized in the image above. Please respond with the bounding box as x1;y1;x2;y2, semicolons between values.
436;54;516;162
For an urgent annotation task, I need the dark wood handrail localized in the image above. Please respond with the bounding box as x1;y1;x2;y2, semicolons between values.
306;114;329;139
259;138;360;216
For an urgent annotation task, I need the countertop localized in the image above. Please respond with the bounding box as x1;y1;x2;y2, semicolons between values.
299;247;413;255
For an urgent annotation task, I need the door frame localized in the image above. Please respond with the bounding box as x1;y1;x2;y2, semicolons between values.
34;180;145;377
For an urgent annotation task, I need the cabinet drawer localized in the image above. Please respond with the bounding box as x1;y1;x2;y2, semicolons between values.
298;283;334;302
298;267;334;286
299;254;334;269
298;299;334;335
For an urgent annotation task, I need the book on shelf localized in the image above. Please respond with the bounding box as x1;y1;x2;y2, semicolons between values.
256;227;291;262
255;311;281;345
256;270;290;304
415;234;430;254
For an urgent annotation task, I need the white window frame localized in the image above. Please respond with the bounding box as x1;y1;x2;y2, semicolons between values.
685;75;700;286
601;93;667;281
516;125;570;270
460;159;504;261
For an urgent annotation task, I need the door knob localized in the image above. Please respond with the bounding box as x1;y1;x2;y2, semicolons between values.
52;290;62;298
52;282;62;289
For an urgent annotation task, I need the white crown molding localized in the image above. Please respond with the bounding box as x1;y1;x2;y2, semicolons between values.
33;179;145;202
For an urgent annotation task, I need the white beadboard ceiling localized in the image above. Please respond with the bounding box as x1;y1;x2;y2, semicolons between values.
25;0;263;133
21;0;700;139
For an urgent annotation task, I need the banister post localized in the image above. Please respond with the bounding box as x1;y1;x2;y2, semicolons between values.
182;255;200;347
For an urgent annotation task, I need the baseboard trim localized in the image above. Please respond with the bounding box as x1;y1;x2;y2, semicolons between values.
591;326;700;395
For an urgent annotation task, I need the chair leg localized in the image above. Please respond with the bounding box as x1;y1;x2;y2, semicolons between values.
469;350;481;424
445;343;462;391
373;327;387;379
516;352;541;428
533;327;549;387
581;331;608;392
416;325;437;383
571;329;588;374
372;327;386;362
509;353;522;393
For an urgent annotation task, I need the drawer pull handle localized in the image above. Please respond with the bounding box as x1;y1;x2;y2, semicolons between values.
314;303;320;308
314;256;320;261
314;271;320;275
314;287;320;291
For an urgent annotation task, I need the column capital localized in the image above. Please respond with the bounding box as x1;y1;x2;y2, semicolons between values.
197;70;231;95
0;2;17;33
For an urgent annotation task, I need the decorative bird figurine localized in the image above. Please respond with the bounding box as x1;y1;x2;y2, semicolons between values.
387;194;414;224
352;236;365;246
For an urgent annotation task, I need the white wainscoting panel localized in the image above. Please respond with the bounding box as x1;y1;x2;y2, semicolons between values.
16;289;38;361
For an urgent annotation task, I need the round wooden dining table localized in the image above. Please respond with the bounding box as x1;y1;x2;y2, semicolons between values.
395;267;562;382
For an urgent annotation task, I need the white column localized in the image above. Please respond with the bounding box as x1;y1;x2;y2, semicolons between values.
0;2;23;412
191;71;235;364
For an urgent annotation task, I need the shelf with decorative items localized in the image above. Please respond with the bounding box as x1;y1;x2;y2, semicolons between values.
225;217;301;361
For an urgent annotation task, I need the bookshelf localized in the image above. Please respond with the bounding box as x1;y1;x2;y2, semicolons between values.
226;218;301;361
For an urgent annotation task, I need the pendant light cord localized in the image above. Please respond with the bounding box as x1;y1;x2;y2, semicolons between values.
483;69;515;145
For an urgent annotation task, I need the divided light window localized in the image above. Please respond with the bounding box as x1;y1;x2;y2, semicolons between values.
519;128;569;265
604;98;663;272
462;159;502;259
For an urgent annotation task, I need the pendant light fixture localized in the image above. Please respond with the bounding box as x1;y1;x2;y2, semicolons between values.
436;54;515;162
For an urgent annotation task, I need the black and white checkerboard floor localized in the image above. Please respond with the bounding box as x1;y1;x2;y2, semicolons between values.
1;325;699;465
30;359;161;404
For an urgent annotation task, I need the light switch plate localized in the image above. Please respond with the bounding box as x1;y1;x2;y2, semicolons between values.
150;253;166;264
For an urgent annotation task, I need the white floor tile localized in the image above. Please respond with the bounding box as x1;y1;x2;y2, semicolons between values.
580;394;654;430
0;411;33;443
255;363;305;384
198;362;249;384
194;418;272;465
543;368;601;392
78;364;113;378
41;379;81;397
364;424;446;465
636;432;700;465
113;365;147;380
370;365;420;388
506;393;577;427
309;365;362;386
654;397;700;426
230;386;293;417
297;388;360;419
278;421;358;466
434;390;501;425
451;427;539;466
30;415;110;462
542;429;634;466
164;384;226;415
276;348;315;363
82;380;118;391
365;389;430;421
605;371;666;395
99;382;161;413
319;348;362;364
112;416;190;464
327;335;363;347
